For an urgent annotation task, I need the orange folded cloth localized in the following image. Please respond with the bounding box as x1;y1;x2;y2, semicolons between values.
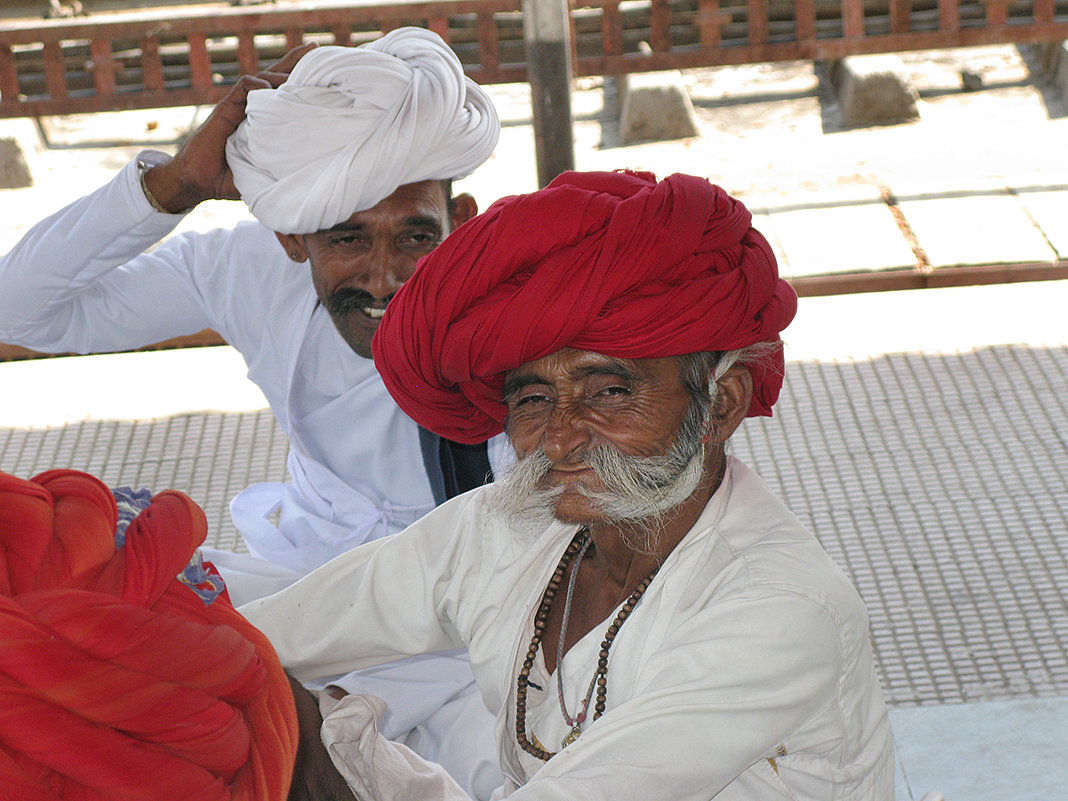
0;468;298;801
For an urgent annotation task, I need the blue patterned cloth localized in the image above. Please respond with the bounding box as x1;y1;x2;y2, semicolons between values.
111;486;226;606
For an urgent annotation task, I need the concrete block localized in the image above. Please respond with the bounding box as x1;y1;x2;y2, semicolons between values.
834;54;920;129
619;70;700;145
0;138;33;189
1032;40;1064;77
1028;40;1068;108
1054;40;1068;108
0;118;41;190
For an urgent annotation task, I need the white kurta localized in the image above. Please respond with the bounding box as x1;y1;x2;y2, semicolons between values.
243;456;896;801
0;156;500;799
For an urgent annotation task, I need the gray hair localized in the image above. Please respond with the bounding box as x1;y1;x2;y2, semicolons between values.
676;342;782;411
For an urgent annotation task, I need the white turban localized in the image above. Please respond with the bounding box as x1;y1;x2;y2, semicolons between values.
225;27;500;234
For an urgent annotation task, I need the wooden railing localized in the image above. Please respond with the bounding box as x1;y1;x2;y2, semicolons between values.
2;1;1067;118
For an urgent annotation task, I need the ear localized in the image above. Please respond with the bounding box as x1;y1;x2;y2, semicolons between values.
708;363;753;445
449;193;478;231
274;232;309;263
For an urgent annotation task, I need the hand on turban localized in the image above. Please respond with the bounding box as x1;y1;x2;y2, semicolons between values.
226;27;500;234
0;469;298;801
372;170;798;444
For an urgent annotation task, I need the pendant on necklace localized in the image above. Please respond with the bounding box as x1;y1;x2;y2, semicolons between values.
561;725;583;748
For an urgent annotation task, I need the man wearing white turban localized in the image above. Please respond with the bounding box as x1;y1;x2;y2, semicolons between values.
227;30;498;235
0;27;503;800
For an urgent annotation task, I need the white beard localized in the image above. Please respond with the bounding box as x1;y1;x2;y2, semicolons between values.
485;401;709;549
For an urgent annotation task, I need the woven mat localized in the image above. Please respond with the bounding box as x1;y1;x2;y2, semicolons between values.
733;344;1068;707
0;408;287;554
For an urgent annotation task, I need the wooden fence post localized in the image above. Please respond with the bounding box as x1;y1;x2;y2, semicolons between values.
522;0;575;187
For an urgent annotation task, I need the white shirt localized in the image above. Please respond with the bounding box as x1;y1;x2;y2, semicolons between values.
0;157;501;799
243;456;896;801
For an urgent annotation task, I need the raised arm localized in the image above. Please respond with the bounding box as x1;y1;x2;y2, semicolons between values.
142;43;316;214
0;44;316;355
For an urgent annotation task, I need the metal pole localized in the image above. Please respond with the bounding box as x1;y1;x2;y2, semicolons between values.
522;0;575;188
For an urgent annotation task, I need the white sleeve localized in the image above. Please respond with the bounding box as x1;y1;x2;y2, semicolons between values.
239;491;490;682
0;156;232;354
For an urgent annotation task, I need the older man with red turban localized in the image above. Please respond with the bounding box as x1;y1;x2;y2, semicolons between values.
0;468;298;801
243;170;895;801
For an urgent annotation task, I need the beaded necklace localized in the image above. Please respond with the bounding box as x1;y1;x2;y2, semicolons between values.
515;528;661;761
555;532;596;746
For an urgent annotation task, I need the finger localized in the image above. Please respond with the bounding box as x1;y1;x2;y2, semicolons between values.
254;69;293;90
219;74;273;109
211;74;272;114
228;73;273;101
265;41;319;76
204;74;272;128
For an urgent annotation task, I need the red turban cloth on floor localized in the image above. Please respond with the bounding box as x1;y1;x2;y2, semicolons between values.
372;170;798;444
0;469;298;801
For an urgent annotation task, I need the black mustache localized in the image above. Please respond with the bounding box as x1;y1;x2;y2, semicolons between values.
326;288;395;317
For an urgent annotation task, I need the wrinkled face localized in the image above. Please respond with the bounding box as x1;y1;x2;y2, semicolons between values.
500;348;705;527
287;181;455;358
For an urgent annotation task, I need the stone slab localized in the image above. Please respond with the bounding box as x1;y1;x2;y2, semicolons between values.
890;697;1068;801
894;191;1058;268
889;175;1012;198
758;187;915;277
999;168;1068;194
1015;188;1068;261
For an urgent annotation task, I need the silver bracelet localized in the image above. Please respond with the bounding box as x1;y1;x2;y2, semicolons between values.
137;158;172;214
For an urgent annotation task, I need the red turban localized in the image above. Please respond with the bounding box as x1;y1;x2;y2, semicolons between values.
0;469;298;801
372;170;797;444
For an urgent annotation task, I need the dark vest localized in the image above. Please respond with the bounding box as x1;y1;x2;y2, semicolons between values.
418;427;493;506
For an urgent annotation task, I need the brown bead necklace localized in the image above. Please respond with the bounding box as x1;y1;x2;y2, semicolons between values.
515;528;661;761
